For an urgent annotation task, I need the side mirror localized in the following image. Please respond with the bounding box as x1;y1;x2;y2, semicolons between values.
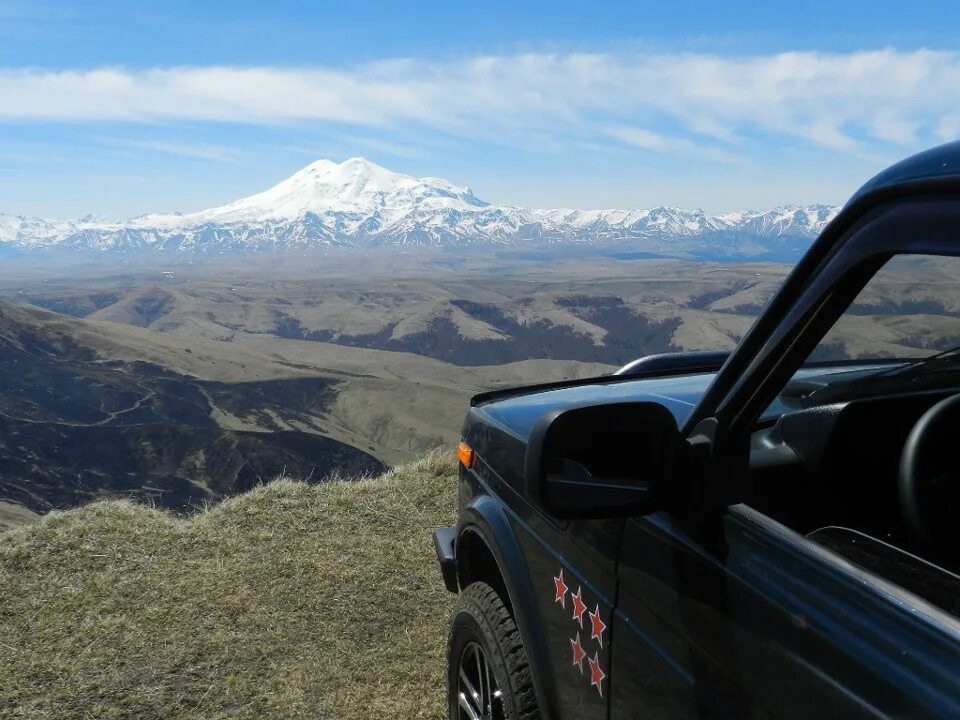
524;402;681;519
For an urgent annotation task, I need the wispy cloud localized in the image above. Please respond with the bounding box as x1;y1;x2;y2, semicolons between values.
91;136;243;162
290;132;434;159
1;49;958;159
602;125;742;164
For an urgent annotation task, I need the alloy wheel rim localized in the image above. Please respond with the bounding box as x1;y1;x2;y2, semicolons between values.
456;640;504;720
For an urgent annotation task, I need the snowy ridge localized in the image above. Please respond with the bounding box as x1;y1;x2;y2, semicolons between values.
0;158;840;260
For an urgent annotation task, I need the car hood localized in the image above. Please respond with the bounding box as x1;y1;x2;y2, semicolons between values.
461;362;889;490
462;371;715;490
476;372;712;438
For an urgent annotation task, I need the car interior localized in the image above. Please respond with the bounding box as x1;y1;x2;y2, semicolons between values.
733;251;960;619
747;378;960;618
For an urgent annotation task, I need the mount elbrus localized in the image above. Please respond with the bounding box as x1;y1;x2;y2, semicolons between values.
0;158;836;260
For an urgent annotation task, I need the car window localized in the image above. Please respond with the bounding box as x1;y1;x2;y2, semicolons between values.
810;254;960;362
758;254;960;419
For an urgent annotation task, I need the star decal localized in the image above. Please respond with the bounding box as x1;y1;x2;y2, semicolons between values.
571;586;587;627
589;603;607;648
588;650;606;697
553;569;568;608
570;632;586;673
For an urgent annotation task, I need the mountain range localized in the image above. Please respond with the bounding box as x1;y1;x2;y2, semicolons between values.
0;157;839;261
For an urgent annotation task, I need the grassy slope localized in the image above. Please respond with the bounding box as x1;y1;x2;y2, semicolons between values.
0;452;458;720
0;501;38;532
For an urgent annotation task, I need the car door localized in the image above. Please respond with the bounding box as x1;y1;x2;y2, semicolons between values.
613;503;960;719
719;505;960;718
499;475;620;720
611;509;757;719
612;194;960;718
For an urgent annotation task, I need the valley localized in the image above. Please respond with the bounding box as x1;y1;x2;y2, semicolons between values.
0;254;765;519
2;249;959;525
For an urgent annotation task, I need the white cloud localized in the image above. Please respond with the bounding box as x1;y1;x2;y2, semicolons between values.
603;124;742;164
1;49;958;158
91;136;243;162
603;126;672;152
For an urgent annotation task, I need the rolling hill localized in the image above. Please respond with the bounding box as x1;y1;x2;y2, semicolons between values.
0;293;613;519
5;251;959;524
0;300;386;514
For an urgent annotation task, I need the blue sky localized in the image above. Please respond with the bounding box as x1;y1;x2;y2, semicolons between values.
1;0;959;217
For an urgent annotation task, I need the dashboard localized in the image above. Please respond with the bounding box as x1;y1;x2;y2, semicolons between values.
749;389;960;614
749;389;957;539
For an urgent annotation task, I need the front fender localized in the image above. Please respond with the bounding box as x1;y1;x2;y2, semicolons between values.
458;493;560;720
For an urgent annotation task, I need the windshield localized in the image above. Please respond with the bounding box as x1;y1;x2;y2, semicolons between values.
762;254;960;418
811;254;960;363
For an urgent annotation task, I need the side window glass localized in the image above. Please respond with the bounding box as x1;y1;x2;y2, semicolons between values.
810;255;960;362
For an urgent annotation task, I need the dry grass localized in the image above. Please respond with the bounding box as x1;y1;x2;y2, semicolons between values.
0;501;37;532
0;451;459;720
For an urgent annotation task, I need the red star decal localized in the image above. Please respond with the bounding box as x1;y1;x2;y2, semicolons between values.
589;603;607;648
588;650;606;697
570;632;586;673
553;569;568;608
571;586;587;627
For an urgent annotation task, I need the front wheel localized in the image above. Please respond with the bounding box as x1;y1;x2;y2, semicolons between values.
446;582;540;720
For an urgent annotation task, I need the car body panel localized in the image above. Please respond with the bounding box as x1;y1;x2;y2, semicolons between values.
440;143;960;720
455;467;562;719
466;364;891;450
612;508;960;720
458;459;617;719
846;141;960;204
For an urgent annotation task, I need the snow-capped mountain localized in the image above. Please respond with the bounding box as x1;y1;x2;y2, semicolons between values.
0;158;840;260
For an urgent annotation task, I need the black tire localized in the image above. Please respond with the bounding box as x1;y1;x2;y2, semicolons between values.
447;581;540;720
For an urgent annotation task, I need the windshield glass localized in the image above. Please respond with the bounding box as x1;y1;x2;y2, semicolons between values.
812;254;960;362
763;254;960;418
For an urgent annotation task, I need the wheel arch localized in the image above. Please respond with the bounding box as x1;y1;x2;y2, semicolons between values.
457;526;515;617
456;495;559;720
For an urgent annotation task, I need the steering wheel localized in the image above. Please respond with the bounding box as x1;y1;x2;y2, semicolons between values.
899;393;960;551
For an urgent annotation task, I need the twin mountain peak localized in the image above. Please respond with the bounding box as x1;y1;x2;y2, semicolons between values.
0;157;839;260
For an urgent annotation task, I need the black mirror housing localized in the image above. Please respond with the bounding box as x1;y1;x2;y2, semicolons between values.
524;402;681;519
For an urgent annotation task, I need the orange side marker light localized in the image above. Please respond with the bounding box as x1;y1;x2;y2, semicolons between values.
457;441;475;469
